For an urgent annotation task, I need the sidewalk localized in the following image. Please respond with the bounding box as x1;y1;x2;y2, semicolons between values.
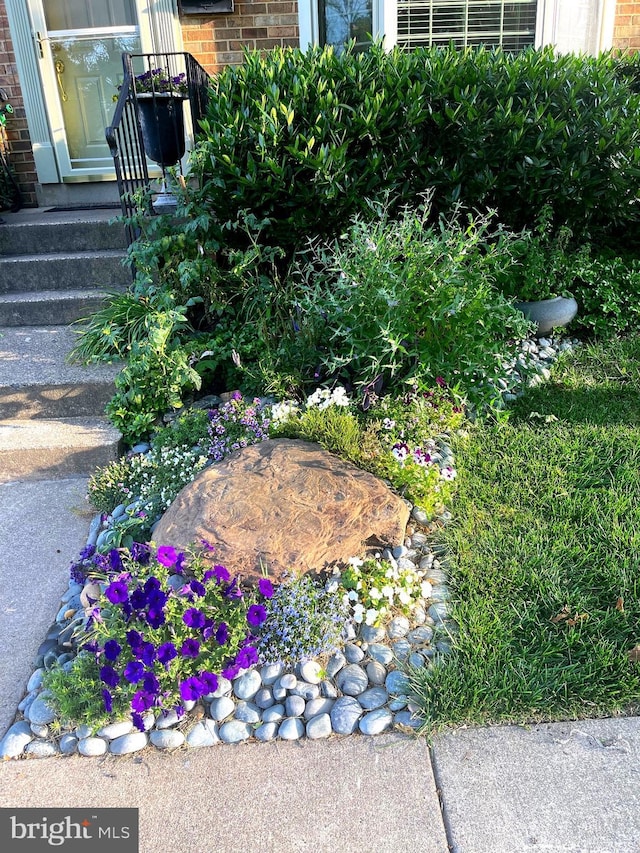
1;478;640;853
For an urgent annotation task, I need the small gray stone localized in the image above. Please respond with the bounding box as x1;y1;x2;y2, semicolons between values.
75;724;94;740
330;696;362;735
141;712;156;731
428;602;449;624
27;693;56;726
209;696;236;722
234;701;261;724
342;622;357;641
254;687;275;710
285;695;306;718
109;732;148;755
208;676;232;698
368;643;393;665
360;625;386;643
131;442;151;454
360;708;393;736
326;652;347;677
278;717;305;740
306;713;332;740
29;723;49;738
386;670;411;696
97;721;134;740
387;616;410;639
78;737;108;757
436;640;453;655
392;639;411;661
419;554;435;570
290;682;320;701
366;660;388;685
150;729;185;750
320;680;338;698
0;721;33;758
182;699;197;712
407;626;434;645
272;683;287;701
409;652;427;668
262;704;285;723
155;710;181;730
358;687;389;711
389;697;408;711
27;668;45;693
410;532;428;547
430;585;451;602
304;697;335;720
18;690;38;713
219;720;252;743
260;662;285;686
186;719;220;748
233;669;262;700
411;606;427;625
392;544;408;559
280;673;297;690
25;740;58;758
344;643;365;663
335;664;368;696
254;722;279;742
412;506;430;525
425;567;447;585
397;557;417;571
394;710;423;729
299;660;323;684
59;734;79;755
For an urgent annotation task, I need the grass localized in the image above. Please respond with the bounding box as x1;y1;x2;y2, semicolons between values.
410;336;640;730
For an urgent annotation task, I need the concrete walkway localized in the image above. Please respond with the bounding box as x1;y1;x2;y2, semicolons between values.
1;477;640;853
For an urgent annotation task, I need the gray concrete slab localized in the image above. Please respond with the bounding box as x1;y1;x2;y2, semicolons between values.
432;716;640;853
0;477;91;738
0;734;449;853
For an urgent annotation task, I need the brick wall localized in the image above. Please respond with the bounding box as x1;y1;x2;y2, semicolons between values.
0;3;37;207
180;1;300;75
613;0;640;51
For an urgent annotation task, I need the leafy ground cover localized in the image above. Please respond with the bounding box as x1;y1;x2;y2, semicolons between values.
409;337;640;729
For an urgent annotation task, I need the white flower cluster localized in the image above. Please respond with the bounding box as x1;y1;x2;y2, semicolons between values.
337;555;433;627
269;400;300;429
129;445;208;511
305;386;351;410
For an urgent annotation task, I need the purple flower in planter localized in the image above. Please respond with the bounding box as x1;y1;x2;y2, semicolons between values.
235;645;259;669
222;662;240;680
102;689;113;714
142;671;160;696
126;629;144;654
157;545;178;567
131;690;154;713
140;642;157;666
130;587;147;610
129;542;151;565
200;671;218;694
132;712;145;731
204;564;230;584
179;676;204;702
109;549;124;573
258;578;274;599
190;579;206;598
157;642;177;666
183;607;206;630
215;622;229;646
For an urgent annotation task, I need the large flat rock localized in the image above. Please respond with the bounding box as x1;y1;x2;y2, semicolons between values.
153;438;410;583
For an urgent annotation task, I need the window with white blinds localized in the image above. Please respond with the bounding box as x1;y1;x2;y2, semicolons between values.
396;0;538;51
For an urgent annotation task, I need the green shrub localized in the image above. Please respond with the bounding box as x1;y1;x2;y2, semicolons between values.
570;249;640;337
191;43;640;258
295;203;531;412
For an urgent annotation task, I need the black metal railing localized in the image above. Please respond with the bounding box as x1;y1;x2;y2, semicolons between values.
106;52;211;243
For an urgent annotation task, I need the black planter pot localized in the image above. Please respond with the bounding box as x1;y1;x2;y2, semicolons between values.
137;94;186;168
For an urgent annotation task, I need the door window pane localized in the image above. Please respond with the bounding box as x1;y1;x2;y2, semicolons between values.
44;0;137;32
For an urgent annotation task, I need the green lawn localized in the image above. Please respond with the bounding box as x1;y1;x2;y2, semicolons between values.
410;337;640;730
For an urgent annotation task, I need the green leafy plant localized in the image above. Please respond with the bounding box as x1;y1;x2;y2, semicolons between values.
297;203;532;412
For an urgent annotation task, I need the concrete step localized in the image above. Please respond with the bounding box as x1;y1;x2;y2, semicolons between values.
0;250;131;294
0;326;120;419
0;288;124;326
0;416;122;482
0;208;128;255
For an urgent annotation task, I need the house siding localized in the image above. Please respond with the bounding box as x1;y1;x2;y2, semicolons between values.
613;1;640;50
0;1;37;208
180;1;300;74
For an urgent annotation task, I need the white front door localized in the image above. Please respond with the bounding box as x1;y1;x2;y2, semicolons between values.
27;0;149;180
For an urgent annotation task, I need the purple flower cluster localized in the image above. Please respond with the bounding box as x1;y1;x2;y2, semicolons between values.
87;544;274;729
206;393;271;463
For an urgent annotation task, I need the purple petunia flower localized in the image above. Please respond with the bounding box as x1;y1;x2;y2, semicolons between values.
109;548;124;573
142;671;160;696
102;689;113;714
145;606;166;629
235;645;259;669
222;579;243;600
215;622;229;646
123;660;145;684
157;642;177;666
130;542;151;565
258;578;274;599
126;629;143;653
130;588;147;610
181;638;200;658
179;676;204;702
222;662;240;680
103;639;122;662
204;564;230;584
131;690;154;713
156;545;178;567
100;665;120;688
247;604;267;627
190;579;206;597
132;712;145;732
105;580;129;605
199;671;219;694
183;607;206;630
140;642;157;666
